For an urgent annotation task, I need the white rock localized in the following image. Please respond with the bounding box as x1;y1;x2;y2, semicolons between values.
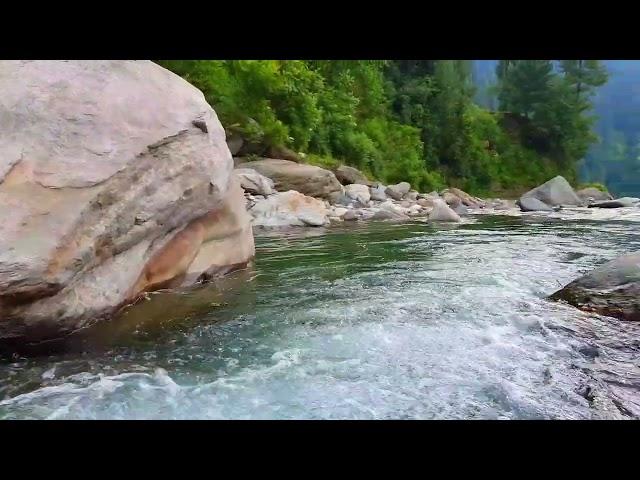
250;190;329;227
345;183;371;204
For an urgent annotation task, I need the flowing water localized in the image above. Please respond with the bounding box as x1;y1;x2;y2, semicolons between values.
1;208;640;419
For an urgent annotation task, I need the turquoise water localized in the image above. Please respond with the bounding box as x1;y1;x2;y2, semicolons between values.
1;214;639;419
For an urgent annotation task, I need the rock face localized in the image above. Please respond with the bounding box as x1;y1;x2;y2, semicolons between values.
428;199;461;222
0;60;255;347
517;196;554;212
238;158;342;199
549;252;640;322
385;182;411;200
234;168;275;196
335;165;370;186
520;175;581;207
369;184;388;201
588;197;637;208
576;187;613;203
344;183;371;204
249;190;329;227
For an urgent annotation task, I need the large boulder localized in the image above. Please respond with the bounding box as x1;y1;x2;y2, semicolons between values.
549;252;640;322
237;158;342;199
517;196;553;212
428;199;461;222
520;175;581;207
576;187;613;204
234;167;275;196
0;60;255;348
442;191;462;209
344;183;371;205
335;165;370;186
249;190;329;227
588;197;638;209
385;182;411;200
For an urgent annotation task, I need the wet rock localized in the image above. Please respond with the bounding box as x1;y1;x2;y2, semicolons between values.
343;209;359;221
549;251;640;322
588;197;638;208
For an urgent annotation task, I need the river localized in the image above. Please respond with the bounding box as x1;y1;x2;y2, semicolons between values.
1;208;639;419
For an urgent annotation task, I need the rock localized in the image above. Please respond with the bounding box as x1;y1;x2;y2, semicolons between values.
442;191;462;208
335;165;370;186
418;198;435;208
385;182;411;200
226;133;244;156
0;60;255;347
520;175;581;207
328;190;352;206
343;209;359;221
344;183;371;204
369;184;388;201
266;145;302;163
517;196;553;212
549;252;640;322
406;191;419;201
332;207;348;218
492;199;517;210
400;200;412;208
234;168;275;196
371;205;410;221
428;199;461;222
576;187;613;204
426;191;441;200
447;187;484;208
250;190;328;227
453;204;468;215
407;204;423;216
238;158;342;199
588;197;637;208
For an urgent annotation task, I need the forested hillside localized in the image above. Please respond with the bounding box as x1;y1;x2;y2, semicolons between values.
158;60;608;196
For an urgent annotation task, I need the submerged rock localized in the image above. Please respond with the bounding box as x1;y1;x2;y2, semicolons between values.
549;252;640;322
0;60;255;346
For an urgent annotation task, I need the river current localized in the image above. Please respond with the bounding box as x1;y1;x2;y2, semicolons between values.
1;207;639;419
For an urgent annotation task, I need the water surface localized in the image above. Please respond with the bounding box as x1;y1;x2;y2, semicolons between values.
1;210;639;419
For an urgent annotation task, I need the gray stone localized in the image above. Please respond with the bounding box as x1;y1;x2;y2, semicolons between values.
344;183;371;204
234;168;275;196
369;184;388;201
385;182;411;200
250;190;328;227
343;209;359;221
521;175;581;207
517;196;553;212
428;199;461;222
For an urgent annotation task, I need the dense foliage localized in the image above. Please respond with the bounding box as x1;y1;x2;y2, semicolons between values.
158;60;608;195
